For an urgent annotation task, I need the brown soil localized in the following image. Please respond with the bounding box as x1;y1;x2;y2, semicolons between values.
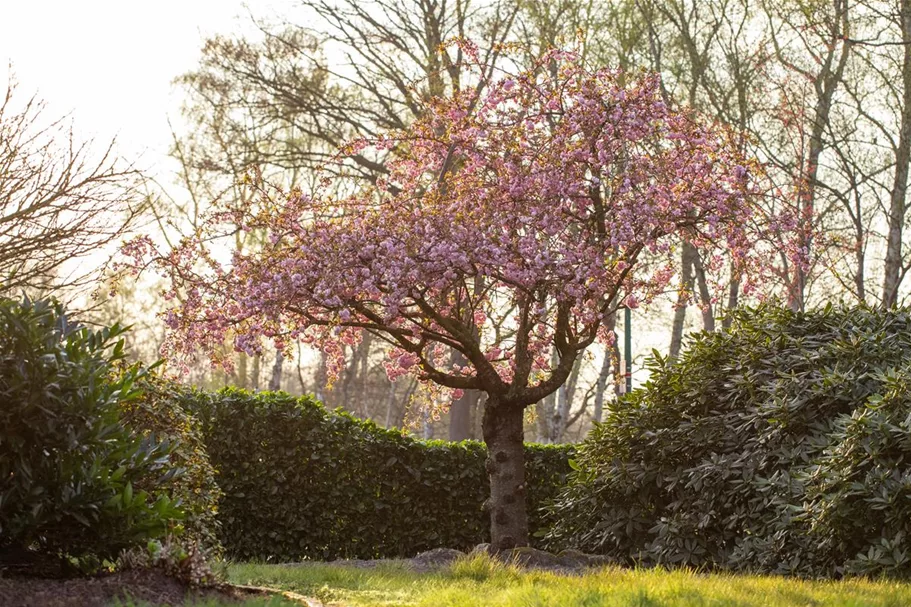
0;569;282;607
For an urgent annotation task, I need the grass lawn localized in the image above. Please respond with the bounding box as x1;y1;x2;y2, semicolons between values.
220;554;911;607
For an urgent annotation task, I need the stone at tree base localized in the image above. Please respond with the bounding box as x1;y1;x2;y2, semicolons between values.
282;546;614;575
468;544;616;572
556;549;616;569
411;548;465;571
502;547;567;571
470;543;492;556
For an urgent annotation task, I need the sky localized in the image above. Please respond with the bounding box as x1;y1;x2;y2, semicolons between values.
0;0;289;175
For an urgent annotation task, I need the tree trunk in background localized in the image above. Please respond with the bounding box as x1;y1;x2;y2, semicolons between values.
296;342;308;395
789;3;851;311
593;313;619;423
359;336;370;416
449;349;480;441
551;385;570;444
848;178;867;303
384;380;397;428
883;0;911;307
314;352;327;403
669;241;697;360
237;352;248;389
342;339;369;416
482;398;528;550
549;356;582;443
535;348;559;441
449;393;472;441
251;354;261;391
268;349;284;391
536;394;553;442
422;408;434;439
722;271;740;330
693;251;715;331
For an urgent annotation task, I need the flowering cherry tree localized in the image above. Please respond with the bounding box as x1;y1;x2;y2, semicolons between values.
130;50;762;550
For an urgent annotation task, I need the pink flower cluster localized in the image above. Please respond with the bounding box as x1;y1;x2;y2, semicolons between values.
135;49;763;404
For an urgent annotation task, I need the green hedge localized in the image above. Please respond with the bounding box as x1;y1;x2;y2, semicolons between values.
181;388;573;561
545;305;911;578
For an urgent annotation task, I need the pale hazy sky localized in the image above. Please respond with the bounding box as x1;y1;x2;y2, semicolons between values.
0;1;290;173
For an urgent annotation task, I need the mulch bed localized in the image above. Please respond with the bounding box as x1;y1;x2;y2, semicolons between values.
0;568;297;607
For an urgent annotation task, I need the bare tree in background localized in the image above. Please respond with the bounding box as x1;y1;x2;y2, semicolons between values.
171;0;525;438
0;76;143;295
175;0;519;185
860;0;911;307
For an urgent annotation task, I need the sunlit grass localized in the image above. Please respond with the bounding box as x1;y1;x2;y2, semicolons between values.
227;553;911;607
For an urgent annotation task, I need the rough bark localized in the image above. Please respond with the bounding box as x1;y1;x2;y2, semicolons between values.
883;0;911;307
482;398;528;551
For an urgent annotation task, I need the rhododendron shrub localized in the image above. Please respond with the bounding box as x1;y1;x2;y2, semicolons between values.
129;50;763;550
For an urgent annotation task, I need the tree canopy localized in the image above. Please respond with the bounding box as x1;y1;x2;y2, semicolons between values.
129;48;768;549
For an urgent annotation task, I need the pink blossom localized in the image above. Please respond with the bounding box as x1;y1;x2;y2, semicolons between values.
127;47;769;403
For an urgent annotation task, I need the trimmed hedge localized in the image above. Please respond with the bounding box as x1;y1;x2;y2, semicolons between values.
181;388;574;561
545;305;911;578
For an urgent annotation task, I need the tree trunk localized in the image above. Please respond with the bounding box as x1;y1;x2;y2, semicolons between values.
359;335;370;416
482;398;528;550
342;340;368;415
251;354;261;391
268;349;283;391
593;351;611;425
722;270;740;330
449;394;472;441
296;342;308;395
422;408;434;439
535;394;553;442
692;251;715;332
669;241;697;360
314;352;327;403
535;348;559;441
237;352;248;389
384;380;397;428
449;350;479;441
593;313;618;424
883;0;911;307
549;356;582;443
791;10;851;311
550;385;569;444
